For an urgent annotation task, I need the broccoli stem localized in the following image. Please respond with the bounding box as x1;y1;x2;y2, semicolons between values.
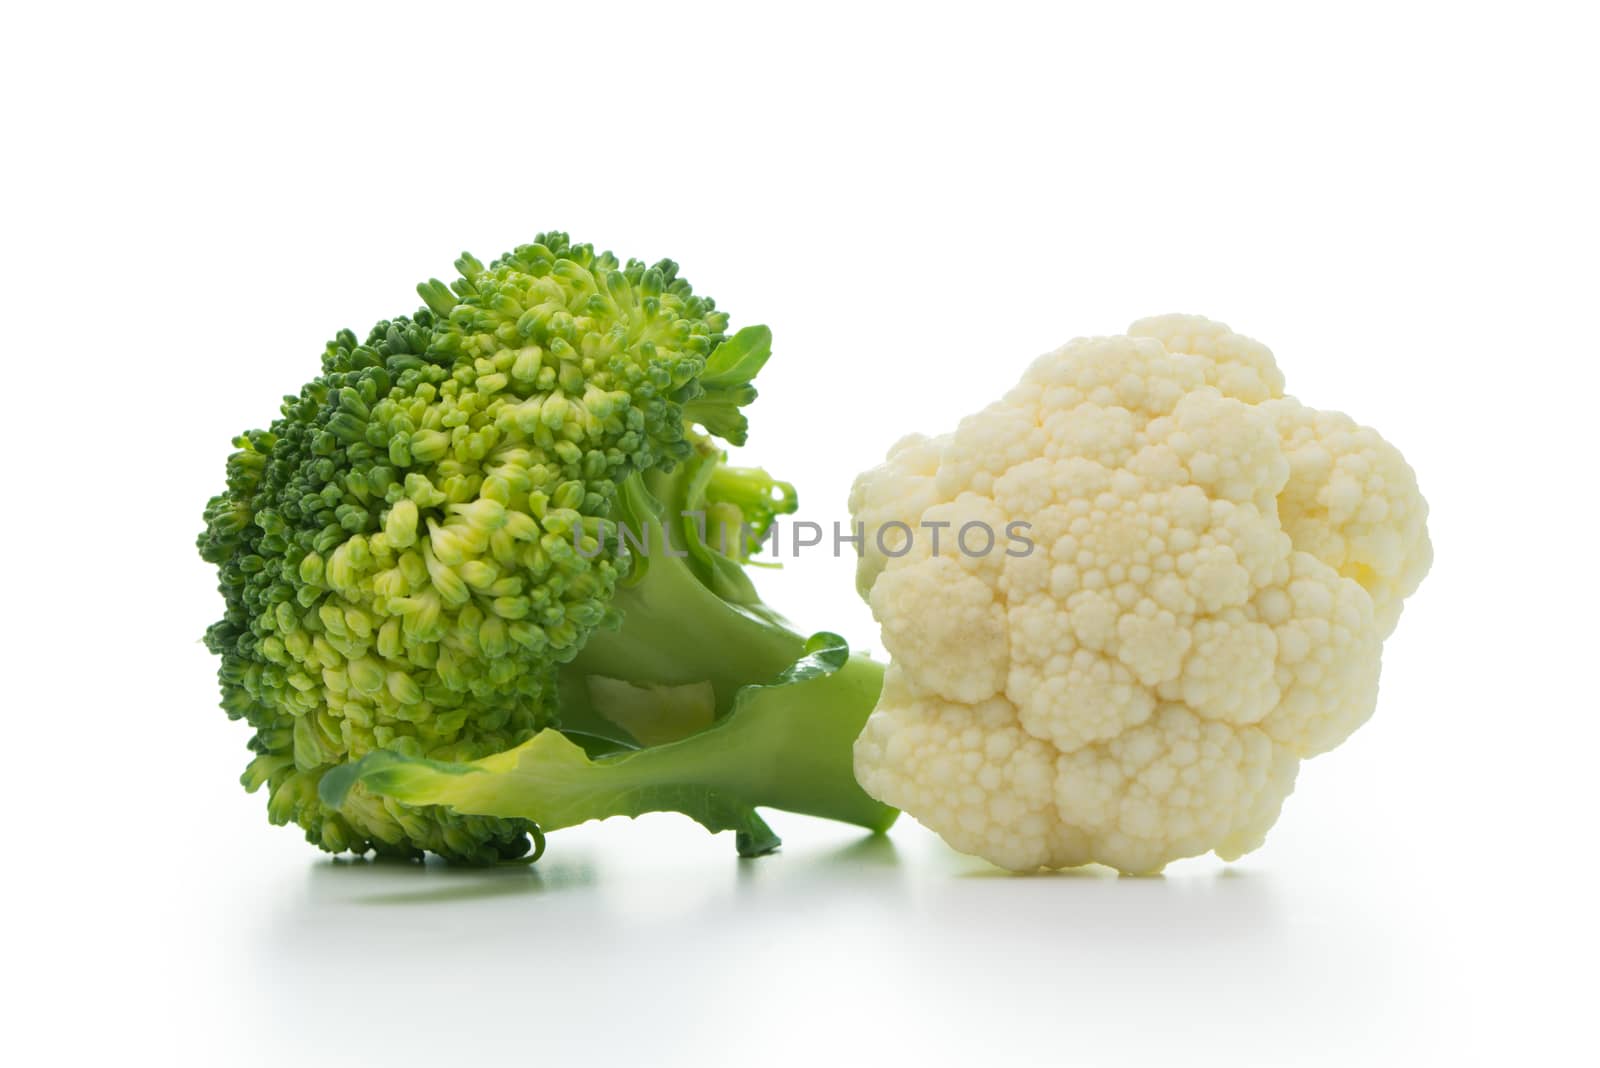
565;539;806;714
562;649;893;833
323;638;896;852
608;651;889;827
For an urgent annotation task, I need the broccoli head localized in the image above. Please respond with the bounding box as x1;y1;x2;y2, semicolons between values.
199;234;893;863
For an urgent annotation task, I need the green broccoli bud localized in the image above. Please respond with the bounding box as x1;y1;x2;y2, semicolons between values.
200;233;893;863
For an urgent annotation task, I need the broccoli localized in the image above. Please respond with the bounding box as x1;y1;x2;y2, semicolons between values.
198;233;894;864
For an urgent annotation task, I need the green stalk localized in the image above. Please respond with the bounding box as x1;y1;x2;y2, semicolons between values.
565;530;806;713
322;636;895;855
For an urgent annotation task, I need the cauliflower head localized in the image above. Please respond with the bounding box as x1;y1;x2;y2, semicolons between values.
848;316;1431;874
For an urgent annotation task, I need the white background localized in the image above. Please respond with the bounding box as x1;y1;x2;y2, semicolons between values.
5;2;1596;1064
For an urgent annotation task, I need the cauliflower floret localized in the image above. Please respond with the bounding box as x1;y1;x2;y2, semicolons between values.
1055;705;1301;875
849;432;945;593
1262;399;1433;636
854;669;1087;871
870;556;1009;703
850;316;1431;873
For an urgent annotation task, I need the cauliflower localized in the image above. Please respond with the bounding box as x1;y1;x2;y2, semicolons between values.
849;315;1431;874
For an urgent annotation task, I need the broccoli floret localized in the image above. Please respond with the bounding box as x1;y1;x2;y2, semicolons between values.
198;233;894;863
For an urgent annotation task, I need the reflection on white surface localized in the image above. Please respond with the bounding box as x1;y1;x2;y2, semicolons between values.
239;818;1395;1065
